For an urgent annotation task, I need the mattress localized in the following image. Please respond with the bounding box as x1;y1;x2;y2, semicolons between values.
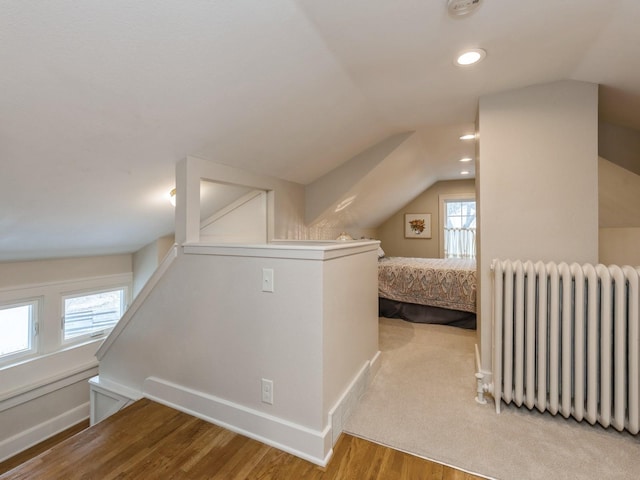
378;257;477;313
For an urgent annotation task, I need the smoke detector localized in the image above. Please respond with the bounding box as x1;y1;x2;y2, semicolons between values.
447;0;482;17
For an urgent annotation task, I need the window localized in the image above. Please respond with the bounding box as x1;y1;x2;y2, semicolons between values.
1;273;131;403
62;288;127;342
0;299;38;363
445;200;476;231
440;195;476;259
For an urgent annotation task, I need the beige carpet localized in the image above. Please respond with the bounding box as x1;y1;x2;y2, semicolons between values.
344;317;640;480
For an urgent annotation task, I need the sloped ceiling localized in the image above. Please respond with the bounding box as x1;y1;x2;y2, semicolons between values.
1;1;640;261
599;122;640;176
306;126;477;230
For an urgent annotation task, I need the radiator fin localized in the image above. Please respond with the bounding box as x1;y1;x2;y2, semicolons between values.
492;260;640;434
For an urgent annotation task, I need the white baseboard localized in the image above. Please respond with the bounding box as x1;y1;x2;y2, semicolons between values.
85;351;381;468
142;377;332;466
328;351;380;446
0;402;89;463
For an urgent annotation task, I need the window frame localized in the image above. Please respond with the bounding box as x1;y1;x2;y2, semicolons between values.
438;193;476;259
0;273;131;366
0;297;40;366
61;285;129;345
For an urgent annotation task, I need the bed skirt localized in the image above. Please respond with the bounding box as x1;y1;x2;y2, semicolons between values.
379;298;476;330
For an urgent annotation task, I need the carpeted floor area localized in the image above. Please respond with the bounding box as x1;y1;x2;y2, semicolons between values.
344;317;640;480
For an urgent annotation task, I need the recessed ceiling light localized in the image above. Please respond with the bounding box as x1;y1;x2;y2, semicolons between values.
455;49;486;66
459;157;473;163
459;133;476;140
461;170;471;175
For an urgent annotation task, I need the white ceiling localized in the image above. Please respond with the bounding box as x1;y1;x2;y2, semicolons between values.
1;0;639;261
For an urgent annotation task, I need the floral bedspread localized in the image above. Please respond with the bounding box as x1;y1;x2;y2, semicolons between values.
378;257;477;313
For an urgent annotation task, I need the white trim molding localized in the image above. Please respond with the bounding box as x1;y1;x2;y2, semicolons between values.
89;376;140;425
139;351;380;467
0;402;89;463
142;377;333;467
0;363;97;413
97;246;177;360
329;353;380;445
183;239;379;261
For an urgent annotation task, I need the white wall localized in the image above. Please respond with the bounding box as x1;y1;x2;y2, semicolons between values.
0;254;131;289
200;191;267;244
598;156;640;228
96;242;379;465
477;80;599;372
304;226;379;242
0;254;132;462
175;156;386;245
376;179;475;258
322;250;379;415
599;228;640;266
157;235;175;260
598;156;640;266
132;241;158;298
304;133;443;236
1;379;89;456
599;122;640;177
132;235;175;298
175;156;306;245
305;132;412;225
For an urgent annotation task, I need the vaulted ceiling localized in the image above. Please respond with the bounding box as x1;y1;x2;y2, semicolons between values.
2;0;639;261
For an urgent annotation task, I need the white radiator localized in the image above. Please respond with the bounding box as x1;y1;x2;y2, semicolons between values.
491;260;640;433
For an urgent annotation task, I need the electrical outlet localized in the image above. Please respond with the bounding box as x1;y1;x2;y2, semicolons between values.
261;378;273;404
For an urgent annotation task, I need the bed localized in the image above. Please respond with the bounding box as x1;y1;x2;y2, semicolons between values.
378;257;477;329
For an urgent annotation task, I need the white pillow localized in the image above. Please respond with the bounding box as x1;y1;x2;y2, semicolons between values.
377;246;385;258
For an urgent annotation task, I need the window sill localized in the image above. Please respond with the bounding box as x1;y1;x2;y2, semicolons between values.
0;339;103;410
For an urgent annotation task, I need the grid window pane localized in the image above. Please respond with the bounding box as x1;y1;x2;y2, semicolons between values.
0;303;35;358
444;200;476;259
447;203;459;216
63;289;125;341
446;201;476;229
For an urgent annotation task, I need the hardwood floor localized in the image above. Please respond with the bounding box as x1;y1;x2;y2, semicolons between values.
0;399;485;479
0;420;90;475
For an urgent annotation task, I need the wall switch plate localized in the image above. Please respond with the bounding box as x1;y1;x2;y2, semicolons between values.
262;268;274;292
261;378;273;404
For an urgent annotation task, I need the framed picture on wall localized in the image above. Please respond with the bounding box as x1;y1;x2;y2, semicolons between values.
405;213;432;239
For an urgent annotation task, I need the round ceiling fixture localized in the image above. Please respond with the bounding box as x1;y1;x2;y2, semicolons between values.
455;48;486;66
447;0;482;17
